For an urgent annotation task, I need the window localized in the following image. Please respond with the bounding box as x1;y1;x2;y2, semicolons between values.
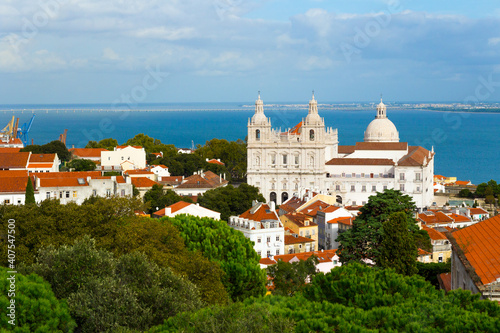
276;235;280;241
400;184;405;192
295;155;299;164
309;129;315;141
271;154;276;164
352;173;356;177
121;189;125;197
4;199;10;204
65;191;70;198
361;185;366;192
416;173;421;181
256;129;260;140
257;237;261;243
352;201;356;206
106;189;111;197
383;185;388;190
267;250;271;257
108;157;110;160
121;156;124;160
299;244;302;249
312;229;315;235
276;249;280;255
92;190;97;196
400;173;405;181
300;231;303;236
283;154;287;164
59;191;63;198
416;186;421;192
335;185;340;191
372;185;376;192
257;251;261;257
362;201;366;205
311;244;315;251
267;236;271;243
350;185;355;192
46;192;50;199
17;199;21;204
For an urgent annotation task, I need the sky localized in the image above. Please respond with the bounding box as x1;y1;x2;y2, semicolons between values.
0;0;500;104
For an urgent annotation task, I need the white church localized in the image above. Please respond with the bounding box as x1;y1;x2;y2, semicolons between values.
247;94;435;209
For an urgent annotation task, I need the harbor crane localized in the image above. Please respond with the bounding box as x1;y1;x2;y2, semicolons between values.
17;114;36;147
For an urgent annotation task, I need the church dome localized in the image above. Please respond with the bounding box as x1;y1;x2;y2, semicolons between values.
363;98;400;142
251;93;269;125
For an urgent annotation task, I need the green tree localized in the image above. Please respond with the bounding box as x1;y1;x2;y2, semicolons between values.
67;159;96;171
124;133;177;155
85;138;118;150
26;236;202;332
195;138;247;181
167;215;267;301
197;183;265;221
458;188;473;198
143;185;193;214
416;260;451;288
25;177;36;205
267;256;319;296
377;212;418;275
0;267;76;332
21;140;71;161
337;189;429;265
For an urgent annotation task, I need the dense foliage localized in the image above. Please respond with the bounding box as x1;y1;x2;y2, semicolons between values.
143;184;193;214
0;197;228;305
475;179;500;198
166;215;267;301
158;263;500;332
337;189;430;269
67;158;96;171
25;237;202;332
21;140;71;161
267;256;318;296
0;267;76;332
197;183;265;221
416;260;452;288
195;138;247;181
24;177;35;205
85;138;118;150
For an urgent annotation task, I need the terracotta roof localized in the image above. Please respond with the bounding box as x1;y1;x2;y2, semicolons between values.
0;138;23;145
29;153;56;163
449;213;471;223
280;196;306;213
39;178;88;187
422;225;447;241
206;159;225;166
0;170;29;178
298;200;330;217
455;180;472;186
159;176;183;184
34;171;101;178
69;148;108;158
0;148;21;153
418;248;431;255
328;216;355;225
124;170;154;175
240;203;280;222
398;146;433;167
354;142;408;151
176;171;228;189
438;272;452;292
273;249;338;264
434;175;445;180
116;145;143;149
453;215;500;285
284;212;316;228
468;208;488;215
326;158;395;166
0;177;35;193
152;164;168;169
28;163;54;168
338;145;355;154
285;234;315;245
131;177;158;188
288;122;302;135
153;201;192;216
0;152;30;169
259;258;277;265
418;211;454;225
116;176;126;183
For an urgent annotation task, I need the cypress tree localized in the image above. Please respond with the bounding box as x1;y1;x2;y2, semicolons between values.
25;177;36;205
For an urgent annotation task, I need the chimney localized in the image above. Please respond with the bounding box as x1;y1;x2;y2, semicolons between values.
36;176;40;188
252;200;258;207
165;207;171;216
72;144;75;149
219;174;222;183
268;201;276;212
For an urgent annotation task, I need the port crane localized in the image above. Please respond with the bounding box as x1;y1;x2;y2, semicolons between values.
17;114;36;147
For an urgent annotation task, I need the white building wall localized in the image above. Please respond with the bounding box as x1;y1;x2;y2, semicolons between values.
101;146;146;170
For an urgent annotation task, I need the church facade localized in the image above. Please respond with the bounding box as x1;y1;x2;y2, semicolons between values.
247;94;435;209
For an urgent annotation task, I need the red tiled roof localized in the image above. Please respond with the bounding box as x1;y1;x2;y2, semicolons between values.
70;148;108;158
285;234;315;245
29;153;56;163
434;175;445;180
0;148;21;153
39;178;88;187
326;158;395;166
418;248;431;255
422;225;447;240
298;200;330;217
207;159;225;166
468;208;488;215
28;163;54;168
321;206;340;213
153;201;192;216
354;142;408;151
34;171;101;178
328;216;355;225
438;272;452;292
116;176;126;183
259;258;277;265
280;196;307;213
0;170;29;177
288;122;302;135
240;203;279;222
0;177;35;193
449;213;471;223
453;215;500;285
455;180;471;186
124;170;154;175
273;249;338;264
418;211;454;225
176;171;228;189
116;145;143;149
284;212;316;228
131;177;158;188
338;145;355;154
0;152;30;169
398;146;433;167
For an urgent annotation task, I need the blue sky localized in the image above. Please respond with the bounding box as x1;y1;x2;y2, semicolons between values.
0;0;499;104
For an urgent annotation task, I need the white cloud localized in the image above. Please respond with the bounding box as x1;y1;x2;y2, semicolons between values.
102;47;120;61
131;26;197;40
488;37;500;46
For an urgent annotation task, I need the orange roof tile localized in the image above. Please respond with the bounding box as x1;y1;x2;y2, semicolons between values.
39;178;88;187
116;145;143;149
288;122;302;135
240;203;279;222
455;180;471;186
328;216;355;225
207;159;225;166
422;225;447;240
259;258;277;265
29;153;56;163
70;148;108;158
338;145;355;154
34;171;101;178
298;200;329;217
0;170;29;178
0;148;21;153
418;211;454;225
153;201;192;216
125;170;154;175
468;208;488;215
398;146;433;167
273;249;338;263
326;158;395;166
284;212;316;228
176;171;228;189
354;142;408;151
27;163;53;168
438;272;452;292
131;177;158;188
284;234;315;245
449;213;471;223
453;215;500;285
321;206;340;213
116;176;126;183
0;152;30;169
0;177;35;193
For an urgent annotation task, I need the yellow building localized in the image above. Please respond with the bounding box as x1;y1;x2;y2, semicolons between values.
422;226;451;263
280;212;318;251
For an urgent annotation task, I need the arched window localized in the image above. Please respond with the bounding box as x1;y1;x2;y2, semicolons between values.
309;129;315;141
281;192;288;203
256;129;260;140
255;156;260;166
336;195;342;204
270;192;277;203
